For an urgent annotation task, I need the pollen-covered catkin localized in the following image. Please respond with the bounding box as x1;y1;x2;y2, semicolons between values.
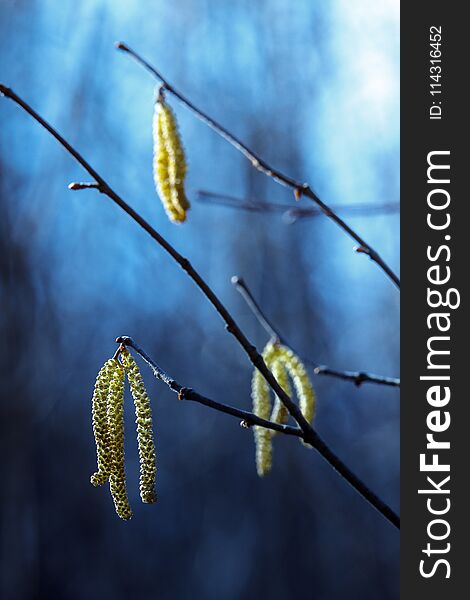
153;96;190;223
107;361;132;520
268;354;291;430
251;368;272;477
251;342;280;476
277;346;316;426
251;341;316;473
276;346;316;447
121;351;157;504
90;359;114;487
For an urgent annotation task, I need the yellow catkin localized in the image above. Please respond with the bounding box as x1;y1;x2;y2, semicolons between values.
276;345;316;446
267;353;291;431
153;97;190;223
276;346;315;424
251;368;271;477
90;359;115;487
251;342;280;476
252;342;316;474
107;361;132;520
121;351;157;504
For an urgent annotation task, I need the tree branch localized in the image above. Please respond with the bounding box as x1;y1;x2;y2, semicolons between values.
232;276;400;388
116;336;302;437
0;83;399;529
197;190;400;225
116;42;400;290
118;336;399;529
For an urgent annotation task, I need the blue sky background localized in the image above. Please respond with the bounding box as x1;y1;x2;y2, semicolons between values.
0;1;399;598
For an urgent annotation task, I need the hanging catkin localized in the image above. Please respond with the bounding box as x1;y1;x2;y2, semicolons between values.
251;342;278;476
251;341;317;475
121;351;157;504
153;94;190;223
251;367;272;477
107;361;133;520
90;359;114;487
276;345;316;428
268;353;291;430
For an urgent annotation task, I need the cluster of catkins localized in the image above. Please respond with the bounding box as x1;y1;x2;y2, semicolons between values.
153;92;190;223
251;341;316;477
90;351;157;520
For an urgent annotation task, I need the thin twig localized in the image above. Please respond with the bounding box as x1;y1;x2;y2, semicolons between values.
0;83;399;529
118;336;399;530
116;42;400;289
116;336;301;437
68;181;101;191
198;190;295;214
197;190;400;224
232;276;400;388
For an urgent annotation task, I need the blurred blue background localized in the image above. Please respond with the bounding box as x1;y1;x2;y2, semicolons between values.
0;1;399;599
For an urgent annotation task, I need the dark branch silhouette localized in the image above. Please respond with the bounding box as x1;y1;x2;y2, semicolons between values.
116;42;400;289
232;276;400;388
0;83;399;529
197;190;400;225
117;336;400;530
116;337;302;437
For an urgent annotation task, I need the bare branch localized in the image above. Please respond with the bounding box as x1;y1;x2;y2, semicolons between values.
231;275;280;342
116;336;302;437
232;276;400;388
116;42;400;289
0;83;399;529
118;336;400;529
197;190;400;224
313;365;400;388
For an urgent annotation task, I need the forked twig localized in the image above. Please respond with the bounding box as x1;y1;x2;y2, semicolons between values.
232;276;400;388
116;42;400;289
197;190;400;225
118;336;400;530
116;336;301;437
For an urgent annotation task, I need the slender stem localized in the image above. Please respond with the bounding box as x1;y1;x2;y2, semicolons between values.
0;83;398;528
231;275;280;341
313;365;400;388
116;42;400;289
118;336;399;529
116;337;301;437
198;190;297;214
197;190;400;223
232;276;400;388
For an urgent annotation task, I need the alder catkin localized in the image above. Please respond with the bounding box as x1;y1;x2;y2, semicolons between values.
90;359;114;487
251;367;272;477
276;345;316;448
277;346;316;426
121;351;157;504
251;341;317;474
251;342;280;476
268;354;291;430
153;95;190;223
107;361;132;520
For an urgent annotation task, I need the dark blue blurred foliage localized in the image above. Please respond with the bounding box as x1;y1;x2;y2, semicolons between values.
0;1;399;599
